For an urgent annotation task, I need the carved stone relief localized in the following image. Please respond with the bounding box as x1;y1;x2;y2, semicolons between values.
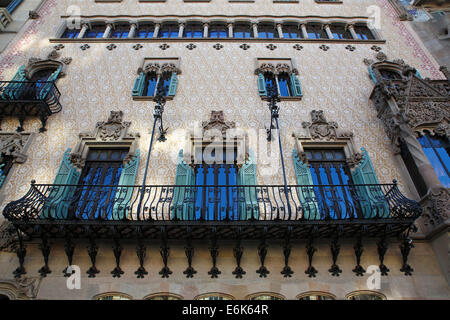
69;111;140;169
0;277;42;299
0;133;30;164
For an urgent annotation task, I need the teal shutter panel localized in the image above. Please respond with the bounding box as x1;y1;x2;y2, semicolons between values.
172;150;195;220
2;65;27;99
112;149;140;220
293;150;319;220
289;73;303;97
167;72;178;96
238;150;259;220
42;148;81;219
39;65;62;100
415;70;422;79
132;72;146;96
257;73;267;96
351;148;389;218
368;66;377;83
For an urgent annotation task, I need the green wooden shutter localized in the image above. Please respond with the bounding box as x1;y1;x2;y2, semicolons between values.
257;73;267;96
2;65;27;100
293;149;319;220
238;150;259;220
132;72;146;96
351;148;389;218
368;66;377;83
415;70;422;79
42;148;81;219
289;73;303;97
112;149;140;220
39;65;62;100
172;149;195;220
167;72;178;96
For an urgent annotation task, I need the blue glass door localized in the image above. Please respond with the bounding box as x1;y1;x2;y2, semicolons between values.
194;163;238;220
73;149;128;220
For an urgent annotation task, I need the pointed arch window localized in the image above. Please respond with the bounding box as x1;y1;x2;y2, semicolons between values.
256;62;303;98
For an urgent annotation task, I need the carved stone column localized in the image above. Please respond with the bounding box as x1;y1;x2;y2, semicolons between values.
77;24;89;39
153;23;160;38
300;23;308;39
276;23;284;39
347;23;358;40
324;24;334;39
228;23;233;38
128;23;137;38
102;23;113;39
252;23;258;38
203;23;209;38
178;22;185;38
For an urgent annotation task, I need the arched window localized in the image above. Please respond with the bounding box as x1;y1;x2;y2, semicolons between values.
354;25;375;40
94;292;132;300
110;24;130;38
136;23;155;38
233;23;253;38
144;293;183;300
247;293;285;300
378;69;402;80
346;291;386;300
283;24;302;39
143;71;172;97
417;132;450;188
184;23;203;38
258;24;278;39
306;23;327;39
159;23;179;38
84;24;106;38
330;24;352;39
209;23;228;38
195;293;234;300
297;292;336;300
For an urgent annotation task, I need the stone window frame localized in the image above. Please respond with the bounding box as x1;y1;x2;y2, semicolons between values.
296;291;336;300
245;292;286;300
194;292;235;300
93;292;133;300
292;110;363;169
254;57;303;101
345;290;387;300
132;57;181;101
69;111;140;171
143;292;183;300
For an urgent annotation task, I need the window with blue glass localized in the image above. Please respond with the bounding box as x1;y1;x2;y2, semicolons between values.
159;23;179;38
61;28;80;39
209;24;228;38
330;24;352;39
110;24;130;38
144;71;171;97
84;25;106;38
418;133;450;188
282;24;302;39
354;25;375;40
74;149;128;220
258;24;278;39
306;24;327;39
379;69;402;80
305;149;359;219
183;23;203;38
0;154;14;189
194;148;239;220
233;24;253;38
264;72;291;97
136;24;155;38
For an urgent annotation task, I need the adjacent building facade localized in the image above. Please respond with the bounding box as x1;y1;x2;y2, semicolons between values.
0;0;448;300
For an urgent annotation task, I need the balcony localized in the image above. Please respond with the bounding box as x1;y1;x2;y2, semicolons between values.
3;181;422;278
0;80;62;132
4;181;422;240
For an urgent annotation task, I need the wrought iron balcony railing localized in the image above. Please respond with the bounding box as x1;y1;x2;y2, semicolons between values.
0;80;62;131
4;181;422;237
